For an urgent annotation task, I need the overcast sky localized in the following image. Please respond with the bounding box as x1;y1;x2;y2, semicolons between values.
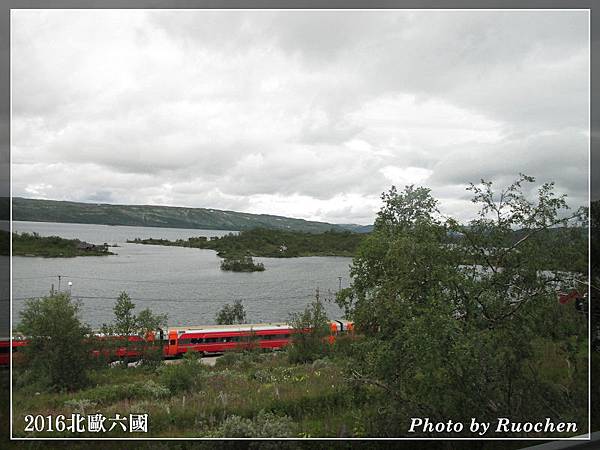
11;10;589;225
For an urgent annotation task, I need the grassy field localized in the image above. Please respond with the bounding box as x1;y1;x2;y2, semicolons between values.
10;343;586;441
11;351;366;438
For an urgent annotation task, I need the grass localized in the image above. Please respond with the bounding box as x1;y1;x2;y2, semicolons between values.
11;351;364;438
8;336;591;441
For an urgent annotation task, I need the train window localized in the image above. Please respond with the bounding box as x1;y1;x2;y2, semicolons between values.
191;338;197;344
169;339;176;345
0;347;9;353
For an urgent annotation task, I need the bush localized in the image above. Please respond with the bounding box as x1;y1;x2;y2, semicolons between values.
215;299;247;325
63;398;97;414
216;410;296;438
101;292;167;338
214;350;249;369
217;415;255;437
81;380;170;404
139;343;165;369
158;354;203;394
17;293;93;391
214;348;272;370
287;293;331;364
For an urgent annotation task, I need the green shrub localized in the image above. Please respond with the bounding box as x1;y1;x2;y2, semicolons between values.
217;415;255;437
81;380;170;404
311;357;332;369
63;398;97;414
287;294;331;364
215;299;247;324
215;351;242;368
216;410;296;438
140;343;165;369
214;348;265;370
17;293;93;391
253;410;296;437
158;356;203;394
141;380;171;399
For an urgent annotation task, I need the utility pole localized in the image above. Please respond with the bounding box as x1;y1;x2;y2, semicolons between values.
57;275;61;292
338;277;342;291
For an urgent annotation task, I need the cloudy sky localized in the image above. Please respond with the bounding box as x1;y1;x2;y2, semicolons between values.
11;10;589;225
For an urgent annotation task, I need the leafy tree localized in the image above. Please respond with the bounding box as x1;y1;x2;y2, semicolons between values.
101;291;167;337
112;291;137;335
98;292;167;366
216;299;247;325
591;200;600;429
17;293;92;391
287;290;331;364
137;308;168;336
337;175;588;436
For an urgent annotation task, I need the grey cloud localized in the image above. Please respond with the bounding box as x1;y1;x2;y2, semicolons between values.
11;10;589;224
429;129;589;210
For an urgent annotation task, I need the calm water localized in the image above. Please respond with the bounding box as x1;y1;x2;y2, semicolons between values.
12;221;351;329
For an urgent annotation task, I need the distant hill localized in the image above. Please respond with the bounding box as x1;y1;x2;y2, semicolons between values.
11;197;351;233
337;223;374;233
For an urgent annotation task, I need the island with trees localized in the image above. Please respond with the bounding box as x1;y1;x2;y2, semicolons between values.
11;232;114;257
220;255;265;272
128;228;366;259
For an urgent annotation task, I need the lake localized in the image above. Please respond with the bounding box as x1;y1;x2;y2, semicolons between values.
12;221;352;329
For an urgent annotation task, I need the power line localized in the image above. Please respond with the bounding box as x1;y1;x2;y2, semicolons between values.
62;275;191;285
12;274;344;293
14;274;219;286
12;276;57;281
10;291;324;304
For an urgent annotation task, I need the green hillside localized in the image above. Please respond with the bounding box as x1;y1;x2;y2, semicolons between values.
11;197;345;233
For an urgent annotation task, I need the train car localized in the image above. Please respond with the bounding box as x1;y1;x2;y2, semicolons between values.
0;337;26;367
164;320;354;358
0;319;354;366
164;322;294;357
90;334;148;361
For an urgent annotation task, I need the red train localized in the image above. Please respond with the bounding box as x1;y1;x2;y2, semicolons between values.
0;320;353;367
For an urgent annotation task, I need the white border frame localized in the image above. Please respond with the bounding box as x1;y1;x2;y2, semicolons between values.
8;7;593;442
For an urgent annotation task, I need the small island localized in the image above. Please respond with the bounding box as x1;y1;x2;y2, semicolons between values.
220;255;265;272
12;232;115;257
